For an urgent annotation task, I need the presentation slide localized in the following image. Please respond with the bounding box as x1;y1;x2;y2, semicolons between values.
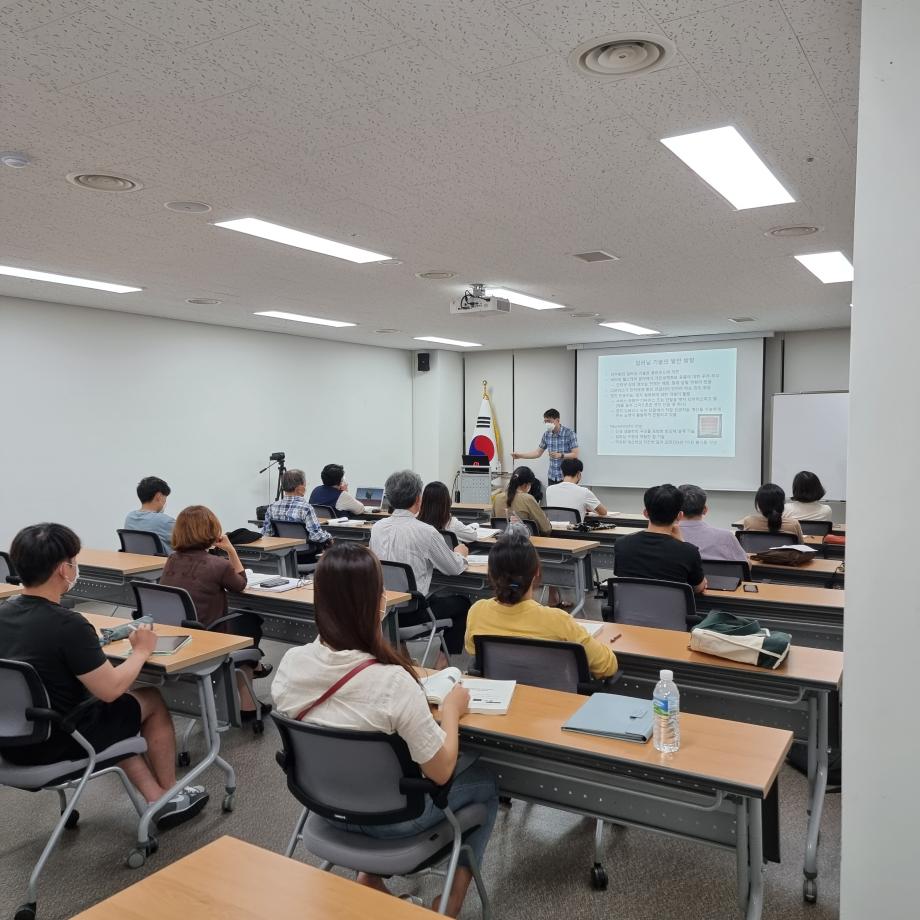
597;348;737;457
575;337;764;491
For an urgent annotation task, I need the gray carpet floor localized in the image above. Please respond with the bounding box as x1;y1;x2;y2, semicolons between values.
0;601;841;920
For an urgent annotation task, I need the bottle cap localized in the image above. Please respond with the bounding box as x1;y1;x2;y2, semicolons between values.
660;669;673;681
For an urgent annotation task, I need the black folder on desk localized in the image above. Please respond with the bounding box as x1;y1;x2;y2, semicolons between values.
562;694;654;743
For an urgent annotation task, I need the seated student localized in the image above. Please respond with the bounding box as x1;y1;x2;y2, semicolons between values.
417;480;478;544
491;466;552;535
785;471;833;522
546;458;608;520
161;506;269;718
0;523;207;827
741;483;804;540
370;470;470;656
308;463;368;516
678;484;749;563
272;543;498;917
124;475;176;553
465;533;617;679
261;468;332;547
614;484;708;593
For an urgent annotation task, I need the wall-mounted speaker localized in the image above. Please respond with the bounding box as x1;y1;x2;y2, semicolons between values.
417;352;431;372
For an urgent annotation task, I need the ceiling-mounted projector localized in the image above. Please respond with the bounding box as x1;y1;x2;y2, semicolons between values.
450;283;510;315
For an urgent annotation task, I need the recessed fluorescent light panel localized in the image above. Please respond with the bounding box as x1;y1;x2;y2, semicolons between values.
413;336;482;348
485;288;567;311
216;217;390;263
598;321;661;335
0;264;141;293
794;251;854;284
255;311;356;328
660;126;794;210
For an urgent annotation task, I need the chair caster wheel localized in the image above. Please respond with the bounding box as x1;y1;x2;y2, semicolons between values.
177;751;191;767
252;720;264;735
499;796;512;808
64;809;80;829
15;903;36;920
591;864;608;890
126;848;146;869
222;793;235;812
803;878;817;903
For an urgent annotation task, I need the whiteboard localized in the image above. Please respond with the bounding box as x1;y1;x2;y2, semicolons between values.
770;392;848;500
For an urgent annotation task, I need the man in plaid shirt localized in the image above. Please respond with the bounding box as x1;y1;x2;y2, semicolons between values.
512;408;579;485
261;469;332;544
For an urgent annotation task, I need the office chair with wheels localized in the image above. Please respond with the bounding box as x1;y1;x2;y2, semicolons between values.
472;634;617;889
0;659;149;920
602;577;696;631
0;550;20;585
130;581;268;739
543;507;582;525
380;561;450;668
736;531;797;553
799;520;833;537
117;529;167;556
272;715;491;918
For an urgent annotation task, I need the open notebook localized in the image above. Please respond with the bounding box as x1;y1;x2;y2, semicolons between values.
422;667;516;715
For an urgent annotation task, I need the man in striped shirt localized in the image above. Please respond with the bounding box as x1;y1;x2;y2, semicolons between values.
261;469;332;545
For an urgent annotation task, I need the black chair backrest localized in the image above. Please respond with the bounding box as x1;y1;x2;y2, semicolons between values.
440;530;459;549
0;550;18;584
604;577;695;631
271;714;427;825
544;506;582;524
130;580;198;627
490;517;537;536
736;530;797;553
269;520;309;540
380;561;425;616
117;529;167;556
312;505;338;520
0;659;52;746
799;520;833;537
474;635;589;693
701;559;752;581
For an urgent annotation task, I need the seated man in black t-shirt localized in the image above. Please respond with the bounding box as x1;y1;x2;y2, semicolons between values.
0;523;208;829
614;484;708;594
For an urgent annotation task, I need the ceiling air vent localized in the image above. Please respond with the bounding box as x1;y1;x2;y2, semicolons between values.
66;172;143;192
729;317;756;324
572;250;619;263
570;33;676;80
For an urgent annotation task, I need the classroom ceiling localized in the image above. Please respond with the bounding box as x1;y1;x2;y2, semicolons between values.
0;0;858;351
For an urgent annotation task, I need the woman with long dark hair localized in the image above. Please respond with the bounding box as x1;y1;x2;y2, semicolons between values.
741;483;804;540
417;481;477;543
272;543;498;917
491;465;551;535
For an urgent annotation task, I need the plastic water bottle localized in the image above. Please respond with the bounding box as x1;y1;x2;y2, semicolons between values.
653;669;681;753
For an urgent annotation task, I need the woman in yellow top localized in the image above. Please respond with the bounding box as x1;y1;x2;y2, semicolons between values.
491;466;551;535
464;534;617;679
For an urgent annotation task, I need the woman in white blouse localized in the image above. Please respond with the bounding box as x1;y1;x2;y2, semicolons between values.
785;471;834;522
272;543;498;917
417;480;478;543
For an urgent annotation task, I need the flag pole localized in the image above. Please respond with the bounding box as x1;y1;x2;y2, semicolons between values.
482;379;504;473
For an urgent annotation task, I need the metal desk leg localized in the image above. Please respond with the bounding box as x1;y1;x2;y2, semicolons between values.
744;798;764;920
736;798;749;911
569;554;587;617
132;660;237;860
282;549;297;578
803;692;829;903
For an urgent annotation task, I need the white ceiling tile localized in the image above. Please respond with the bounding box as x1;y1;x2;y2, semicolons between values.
0;0;85;33
511;0;658;53
364;0;551;72
94;0;260;48
780;0;861;38
799;26;860;108
640;0;745;21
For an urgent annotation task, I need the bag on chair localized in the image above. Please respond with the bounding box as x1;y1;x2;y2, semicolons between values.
690;610;791;669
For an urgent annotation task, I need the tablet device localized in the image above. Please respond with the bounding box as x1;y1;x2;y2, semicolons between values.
150;635;191;655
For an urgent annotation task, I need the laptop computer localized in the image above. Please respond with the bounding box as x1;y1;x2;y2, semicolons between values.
355;487;384;507
462;454;491;473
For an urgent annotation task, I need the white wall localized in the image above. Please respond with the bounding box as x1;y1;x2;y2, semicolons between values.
411;349;463;487
0;297;413;549
782;328;851;393
841;2;920;914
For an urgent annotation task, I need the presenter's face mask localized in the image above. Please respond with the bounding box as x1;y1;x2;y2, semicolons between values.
544;421;555;432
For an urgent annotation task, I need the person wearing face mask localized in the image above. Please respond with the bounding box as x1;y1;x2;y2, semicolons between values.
510;408;579;486
0;523;209;828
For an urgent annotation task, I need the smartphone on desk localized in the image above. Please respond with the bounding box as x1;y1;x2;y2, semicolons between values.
743;584;759;593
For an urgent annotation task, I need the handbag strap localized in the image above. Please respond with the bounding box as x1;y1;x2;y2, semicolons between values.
295;658;377;721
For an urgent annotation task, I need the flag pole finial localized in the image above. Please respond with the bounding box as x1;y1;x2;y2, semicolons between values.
481;379;488;397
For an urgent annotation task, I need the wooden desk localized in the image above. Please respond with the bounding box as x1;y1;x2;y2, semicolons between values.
83;614;249;865
734;519;845;536
234;536;305;577
69;549;165;607
698;582;845;650
319;519;375;543
0;582;23;601
589;621;841;901
73;836;435;920
456;681;791;919
749;554;844;588
229;584;410;646
451;502;491;523
544;523;643;570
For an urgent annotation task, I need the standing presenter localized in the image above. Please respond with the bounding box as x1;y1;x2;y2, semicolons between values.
511;408;579;486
